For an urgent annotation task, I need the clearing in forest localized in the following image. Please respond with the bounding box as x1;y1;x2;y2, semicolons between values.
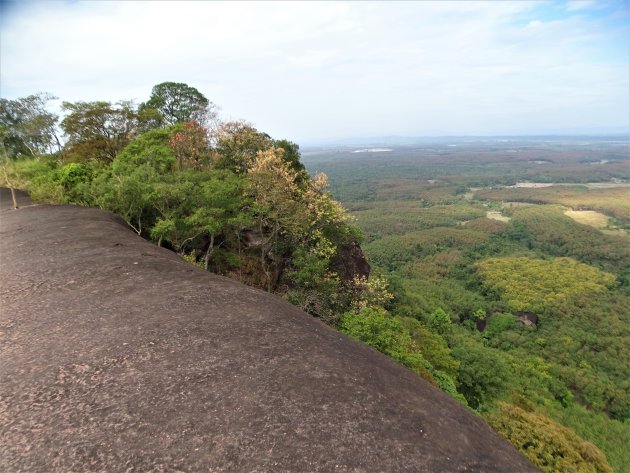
564;210;609;229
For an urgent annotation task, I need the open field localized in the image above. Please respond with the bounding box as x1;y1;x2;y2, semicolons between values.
564;210;610;228
486;211;511;222
475;186;630;220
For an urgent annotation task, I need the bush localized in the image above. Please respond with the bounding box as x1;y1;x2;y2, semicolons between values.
488;402;613;473
338;307;434;381
453;342;513;410
483;313;516;340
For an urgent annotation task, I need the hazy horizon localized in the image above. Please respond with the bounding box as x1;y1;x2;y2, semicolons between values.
1;0;628;143
297;130;630;148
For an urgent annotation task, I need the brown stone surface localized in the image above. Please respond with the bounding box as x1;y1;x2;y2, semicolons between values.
0;203;540;472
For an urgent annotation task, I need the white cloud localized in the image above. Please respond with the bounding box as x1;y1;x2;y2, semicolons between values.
0;0;627;141
566;1;596;11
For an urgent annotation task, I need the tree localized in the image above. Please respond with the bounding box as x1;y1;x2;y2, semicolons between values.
400;316;460;378
0;93;61;157
453;342;512;410
168;120;210;171
213;121;273;173
140;82;214;127
92;163;157;235
427;308;452;335
339;307;437;381
112;126;178;174
0;144;20;208
61;100;137;163
185;170;244;269
246;148;306;290
273;139;307;180
148;173;198;249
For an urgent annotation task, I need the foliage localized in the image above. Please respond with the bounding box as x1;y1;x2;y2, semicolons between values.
353;202;486;241
452;341;512;410
213;121;273;173
543;402;630;473
488;402;613;473
61;100;137;163
273;139;307;177
112;126;177;173
365;227;489;270
482;313;516;340
92;163;158;234
346;274;394;312
0;93;61;157
476;256;616;313
139;81;214;126
507;205;630;273
399;316;460;378
305;141;630;470
168;120;211;170
338;308;462;402
339;308;434;380
427;308;452;335
395;271;487;322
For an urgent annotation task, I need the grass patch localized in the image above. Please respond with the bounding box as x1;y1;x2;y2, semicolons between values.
564;210;609;229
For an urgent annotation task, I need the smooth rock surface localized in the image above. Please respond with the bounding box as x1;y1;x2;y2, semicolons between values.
0;203;539;472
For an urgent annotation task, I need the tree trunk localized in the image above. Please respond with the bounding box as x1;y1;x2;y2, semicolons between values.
204;234;215;270
1;158;19;209
9;187;18;209
259;221;271;292
236;229;243;282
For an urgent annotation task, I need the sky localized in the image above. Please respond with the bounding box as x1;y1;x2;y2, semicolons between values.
1;0;628;144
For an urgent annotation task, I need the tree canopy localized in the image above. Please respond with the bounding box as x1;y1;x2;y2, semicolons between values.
139;81;214;127
61;100;137;163
0;93;61;157
475;256;616;313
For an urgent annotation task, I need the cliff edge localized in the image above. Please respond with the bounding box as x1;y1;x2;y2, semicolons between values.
0;201;539;472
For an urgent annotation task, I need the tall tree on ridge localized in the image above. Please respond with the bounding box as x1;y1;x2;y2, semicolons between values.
140;82;215;128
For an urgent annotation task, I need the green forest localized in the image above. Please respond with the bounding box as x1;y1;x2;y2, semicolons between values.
2;85;630;472
304;142;629;472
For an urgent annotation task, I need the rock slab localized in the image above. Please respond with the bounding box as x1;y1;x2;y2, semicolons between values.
0;204;539;472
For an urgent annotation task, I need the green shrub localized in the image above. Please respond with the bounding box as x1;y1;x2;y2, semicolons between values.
453;341;513;410
488;402;613;473
339;307;434;380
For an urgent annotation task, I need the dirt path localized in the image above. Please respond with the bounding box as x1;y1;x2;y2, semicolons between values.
0;204;539;472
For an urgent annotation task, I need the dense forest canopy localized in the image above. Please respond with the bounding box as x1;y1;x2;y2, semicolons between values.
2;84;629;472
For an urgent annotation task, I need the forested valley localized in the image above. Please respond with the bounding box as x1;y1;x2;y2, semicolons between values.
303;140;629;473
2;85;629;472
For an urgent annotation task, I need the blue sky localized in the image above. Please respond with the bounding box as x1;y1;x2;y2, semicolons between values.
1;1;628;143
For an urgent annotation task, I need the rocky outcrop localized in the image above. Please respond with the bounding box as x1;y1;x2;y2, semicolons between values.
516;311;539;327
331;239;371;282
0;204;539;472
